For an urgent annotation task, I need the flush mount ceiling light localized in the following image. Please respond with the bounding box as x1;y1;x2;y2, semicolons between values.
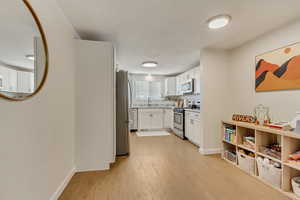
25;54;35;61
207;14;231;29
142;61;158;68
145;74;153;81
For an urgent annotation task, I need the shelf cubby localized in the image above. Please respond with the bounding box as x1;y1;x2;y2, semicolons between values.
238;144;255;153
282;165;300;198
222;142;237;164
282;136;300;163
256;130;282;161
237;126;255;151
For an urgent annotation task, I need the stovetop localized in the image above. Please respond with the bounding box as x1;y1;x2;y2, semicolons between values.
174;108;185;113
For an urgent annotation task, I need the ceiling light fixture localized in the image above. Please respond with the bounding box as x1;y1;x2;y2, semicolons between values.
145;74;153;81
26;55;35;61
142;61;158;68
207;14;231;29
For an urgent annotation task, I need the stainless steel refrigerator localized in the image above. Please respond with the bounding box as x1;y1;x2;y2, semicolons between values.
116;70;130;156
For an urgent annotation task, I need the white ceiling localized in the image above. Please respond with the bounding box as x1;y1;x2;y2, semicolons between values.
57;0;300;75
0;0;40;70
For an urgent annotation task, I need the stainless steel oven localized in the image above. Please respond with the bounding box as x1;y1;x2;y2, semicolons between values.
181;79;194;94
173;108;185;139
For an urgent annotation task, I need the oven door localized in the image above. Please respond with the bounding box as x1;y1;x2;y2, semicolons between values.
174;112;183;130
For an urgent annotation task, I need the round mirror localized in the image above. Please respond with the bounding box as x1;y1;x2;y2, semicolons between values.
0;0;48;101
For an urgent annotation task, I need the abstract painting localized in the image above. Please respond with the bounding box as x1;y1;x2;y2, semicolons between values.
255;42;300;91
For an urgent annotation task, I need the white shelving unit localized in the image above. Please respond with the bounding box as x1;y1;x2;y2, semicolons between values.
221;120;300;200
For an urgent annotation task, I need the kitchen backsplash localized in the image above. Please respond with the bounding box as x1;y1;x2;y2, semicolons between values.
132;95;200;108
132;100;175;107
167;94;200;102
184;95;200;104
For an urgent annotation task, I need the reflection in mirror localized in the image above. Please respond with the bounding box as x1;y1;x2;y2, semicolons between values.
0;0;47;100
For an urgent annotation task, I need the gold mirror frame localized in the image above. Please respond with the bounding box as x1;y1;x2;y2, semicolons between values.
0;0;49;101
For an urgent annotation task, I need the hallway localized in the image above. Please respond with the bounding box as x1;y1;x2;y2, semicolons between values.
59;134;288;200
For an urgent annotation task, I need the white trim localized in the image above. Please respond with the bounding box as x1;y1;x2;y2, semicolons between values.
50;167;76;200
76;163;110;173
199;148;221;155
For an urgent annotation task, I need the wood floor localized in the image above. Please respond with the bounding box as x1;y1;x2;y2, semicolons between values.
59;133;289;200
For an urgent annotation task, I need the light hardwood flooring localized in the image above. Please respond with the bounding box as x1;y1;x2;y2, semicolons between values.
59;133;289;200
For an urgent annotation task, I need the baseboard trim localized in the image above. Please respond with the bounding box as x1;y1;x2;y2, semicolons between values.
199;148;221;155
50;167;76;200
76;163;110;173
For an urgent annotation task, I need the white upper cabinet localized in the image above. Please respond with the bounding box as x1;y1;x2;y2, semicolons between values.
194;66;201;94
165;77;176;96
176;76;180;95
175;66;201;95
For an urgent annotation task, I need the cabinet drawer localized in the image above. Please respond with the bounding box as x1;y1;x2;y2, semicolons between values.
189;113;200;120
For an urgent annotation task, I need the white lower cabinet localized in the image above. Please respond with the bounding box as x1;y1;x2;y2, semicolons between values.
138;108;174;130
139;109;152;130
138;109;164;130
8;69;18;92
151;109;164;129
185;111;201;146
163;109;173;129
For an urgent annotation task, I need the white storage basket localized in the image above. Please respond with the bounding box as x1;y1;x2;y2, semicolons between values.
292;177;300;197
257;157;282;188
237;152;255;175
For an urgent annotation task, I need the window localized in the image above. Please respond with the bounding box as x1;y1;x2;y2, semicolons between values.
133;80;163;101
135;80;149;100
149;81;162;100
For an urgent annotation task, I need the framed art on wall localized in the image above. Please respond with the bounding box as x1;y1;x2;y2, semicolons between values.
255;42;300;92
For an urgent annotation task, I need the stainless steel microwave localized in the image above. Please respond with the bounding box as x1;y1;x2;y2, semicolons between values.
181;79;194;94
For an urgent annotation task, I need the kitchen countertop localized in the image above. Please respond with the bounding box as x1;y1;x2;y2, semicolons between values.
130;106;174;109
184;108;200;113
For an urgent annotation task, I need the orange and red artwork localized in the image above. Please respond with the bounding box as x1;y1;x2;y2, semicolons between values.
256;43;300;91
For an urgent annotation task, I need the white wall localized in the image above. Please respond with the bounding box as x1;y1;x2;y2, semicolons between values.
0;0;78;200
199;49;232;154
230;20;300;122
199;20;300;154
75;40;115;172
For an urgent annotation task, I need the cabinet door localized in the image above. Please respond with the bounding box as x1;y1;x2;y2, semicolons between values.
129;109;138;130
8;69;18;92
138;110;152;130
176;76;181;95
176;75;184;95
0;66;10;92
151;110;164;129
17;71;33;93
166;77;176;96
163;109;173;128
185;112;192;140
164;79;168;96
194;66;201;94
192;120;201;146
190;68;196;80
